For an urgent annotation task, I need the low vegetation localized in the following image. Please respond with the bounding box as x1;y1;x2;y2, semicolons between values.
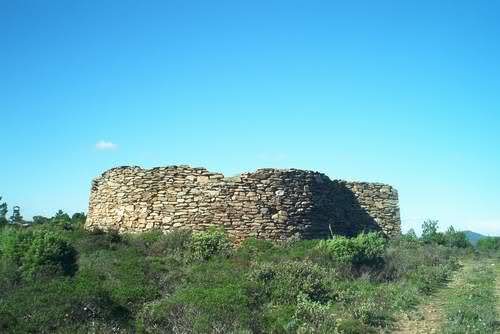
0;199;492;333
477;236;500;253
441;259;497;334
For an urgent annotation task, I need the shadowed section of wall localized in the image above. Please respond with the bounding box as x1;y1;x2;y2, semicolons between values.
85;166;401;241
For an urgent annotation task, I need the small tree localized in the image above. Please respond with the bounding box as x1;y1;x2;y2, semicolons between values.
421;220;445;245
444;226;470;248
53;210;71;223
402;228;418;242
0;196;7;226
71;212;86;225
0;229;78;279
9;206;23;225
50;210;74;231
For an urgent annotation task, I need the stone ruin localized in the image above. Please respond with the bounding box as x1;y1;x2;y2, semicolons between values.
85;165;401;242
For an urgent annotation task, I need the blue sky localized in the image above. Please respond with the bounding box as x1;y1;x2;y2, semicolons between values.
1;0;499;235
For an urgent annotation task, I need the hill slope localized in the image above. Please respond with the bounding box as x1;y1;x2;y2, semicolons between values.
463;230;486;246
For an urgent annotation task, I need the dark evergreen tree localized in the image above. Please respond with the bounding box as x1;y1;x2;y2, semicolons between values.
71;212;86;225
53;210;71;223
0;196;7;226
9;205;24;224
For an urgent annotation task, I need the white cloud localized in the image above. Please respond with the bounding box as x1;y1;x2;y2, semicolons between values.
95;140;118;150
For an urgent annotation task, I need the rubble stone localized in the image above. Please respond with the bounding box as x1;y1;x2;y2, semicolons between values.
86;165;401;242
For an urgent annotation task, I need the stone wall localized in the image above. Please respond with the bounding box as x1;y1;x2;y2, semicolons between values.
86;166;401;241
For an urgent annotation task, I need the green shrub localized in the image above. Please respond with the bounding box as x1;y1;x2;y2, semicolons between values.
71;212;87;226
381;240;457;283
248;260;331;304
444;226;471;248
0;228;77;279
316;232;386;267
0;310;17;333
237;238;277;261
0;228;31;263
127;229;192;257
236;238;320;265
400;229;419;243
190;228;231;260
408;265;453;295
261;303;298;333
105;229;123;243
0;259;19;297
334;281;392;327
420;220;470;248
22;231;78;279
336;318;377;334
0;276;131;333
77;248;159;307
138;284;251;333
477;237;500;252
70;228;126;254
293;295;337;333
261;299;338;334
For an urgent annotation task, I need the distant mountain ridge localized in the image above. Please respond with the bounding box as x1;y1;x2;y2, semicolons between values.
463;230;487;246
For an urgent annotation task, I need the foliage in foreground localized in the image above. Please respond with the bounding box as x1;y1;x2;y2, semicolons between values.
0;211;471;333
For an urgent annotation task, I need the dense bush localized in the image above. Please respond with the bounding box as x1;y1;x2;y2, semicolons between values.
382;237;458;292
292;295;338;333
78;248;159;307
0;228;77;279
190;228;231;260
444;226;471;248
22;230;78;279
316;232;387;267
335;281;392;327
249;260;332;304
126;229;192;257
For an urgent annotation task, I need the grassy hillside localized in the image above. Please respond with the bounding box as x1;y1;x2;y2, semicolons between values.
0;214;493;333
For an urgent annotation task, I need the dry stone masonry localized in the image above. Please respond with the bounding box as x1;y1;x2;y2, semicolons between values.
86;166;401;242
